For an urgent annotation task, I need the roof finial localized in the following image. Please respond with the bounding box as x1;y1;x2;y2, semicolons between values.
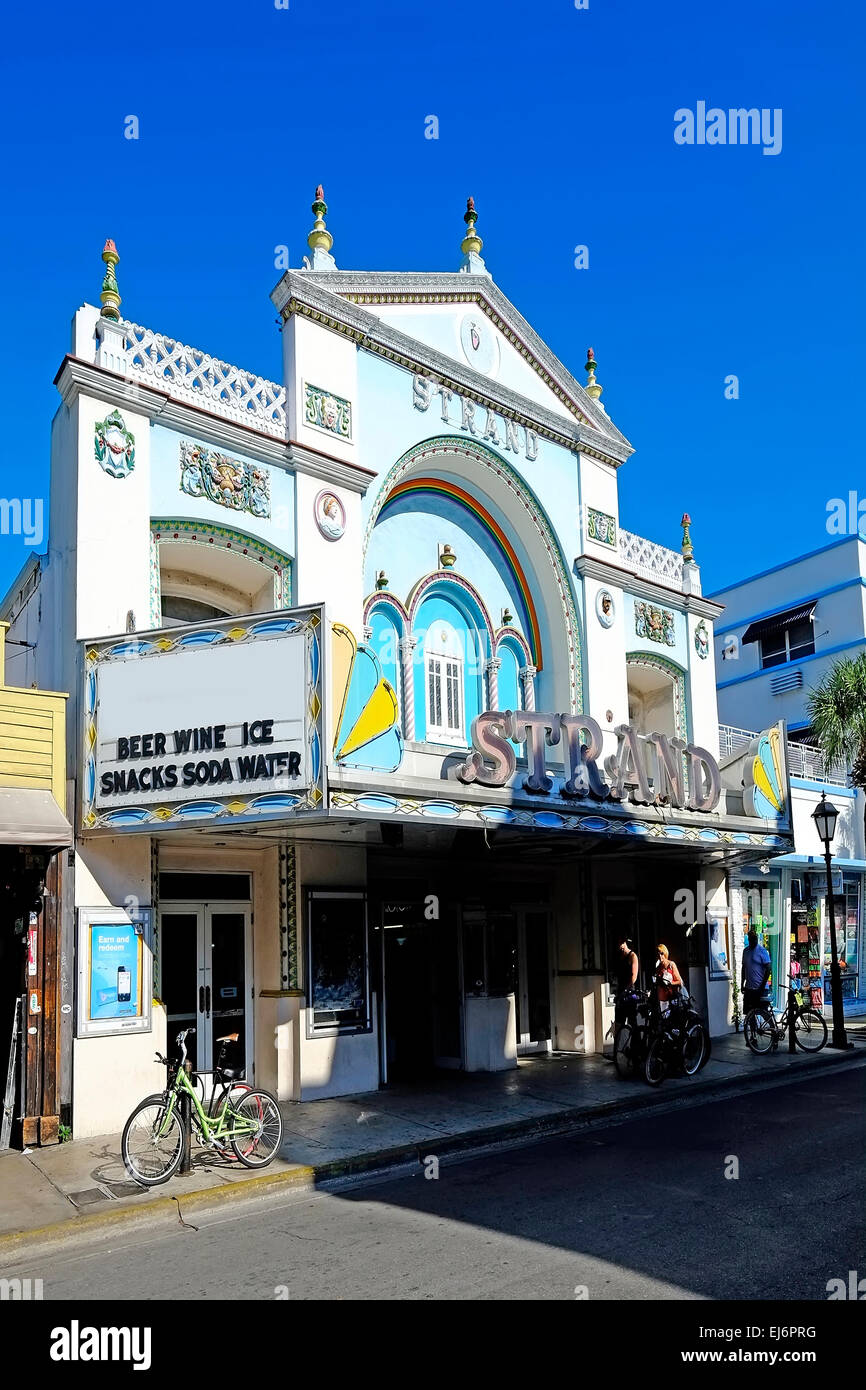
681;512;694;562
305;184;337;269
100;239;121;322
459;196;486;273
584;347;603;401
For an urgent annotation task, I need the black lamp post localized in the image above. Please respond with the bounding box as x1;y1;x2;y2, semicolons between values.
811;792;850;1050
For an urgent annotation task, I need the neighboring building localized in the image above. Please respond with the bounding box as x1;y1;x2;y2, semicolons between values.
711;536;866;1014
2;198;795;1139
0;621;71;1147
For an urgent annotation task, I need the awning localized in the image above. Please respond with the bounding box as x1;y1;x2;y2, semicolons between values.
742;601;816;645
0;788;73;850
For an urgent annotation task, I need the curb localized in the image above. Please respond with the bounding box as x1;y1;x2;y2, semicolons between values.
1;1043;861;1262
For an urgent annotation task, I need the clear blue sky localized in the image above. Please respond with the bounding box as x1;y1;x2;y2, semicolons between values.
1;0;863;598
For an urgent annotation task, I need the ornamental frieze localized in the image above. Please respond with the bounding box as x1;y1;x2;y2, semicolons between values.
587;507;616;547
304;382;352;441
635;601;676;647
95;410;135;479
179;441;270;519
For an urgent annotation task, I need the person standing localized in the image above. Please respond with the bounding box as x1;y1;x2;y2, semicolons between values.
655;943;683;1004
741;929;772;1018
614;938;640;1030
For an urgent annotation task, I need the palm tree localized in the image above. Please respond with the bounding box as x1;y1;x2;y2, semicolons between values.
806;653;866;832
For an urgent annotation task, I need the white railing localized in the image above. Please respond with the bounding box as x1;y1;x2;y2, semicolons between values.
619;529;683;590
123;321;287;435
718;724;849;786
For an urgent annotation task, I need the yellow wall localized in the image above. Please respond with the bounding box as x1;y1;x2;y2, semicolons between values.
0;622;68;809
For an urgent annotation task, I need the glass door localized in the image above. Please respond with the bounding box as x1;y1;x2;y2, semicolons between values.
160;908;204;1071
159;905;251;1074
205;908;250;1075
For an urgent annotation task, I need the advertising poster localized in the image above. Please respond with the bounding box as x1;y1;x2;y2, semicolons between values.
88;921;141;1021
77;908;152;1037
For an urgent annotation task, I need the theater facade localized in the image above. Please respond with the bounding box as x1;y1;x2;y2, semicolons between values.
2;199;795;1137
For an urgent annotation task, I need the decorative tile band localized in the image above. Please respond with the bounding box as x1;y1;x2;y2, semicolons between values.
180;440;270;519
304;382;352;441
587;507;616;548
329;789;794;851
279;841;298;990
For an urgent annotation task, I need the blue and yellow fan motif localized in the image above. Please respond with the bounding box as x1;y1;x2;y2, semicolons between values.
331;623;403;772
743;726;786;819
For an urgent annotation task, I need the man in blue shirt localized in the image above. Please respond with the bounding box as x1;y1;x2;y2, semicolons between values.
741;929;772;1018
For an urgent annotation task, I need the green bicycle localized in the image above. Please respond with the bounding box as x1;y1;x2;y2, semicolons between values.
121;1027;283;1186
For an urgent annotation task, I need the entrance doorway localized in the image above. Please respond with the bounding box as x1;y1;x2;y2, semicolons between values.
160;883;252;1075
378;902;463;1083
515;910;552;1053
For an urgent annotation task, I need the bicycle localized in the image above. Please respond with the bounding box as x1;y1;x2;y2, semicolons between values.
742;986;827;1055
121;1027;283;1186
644;1003;707;1086
613;989;651;1078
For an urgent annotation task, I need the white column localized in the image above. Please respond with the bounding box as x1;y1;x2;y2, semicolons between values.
485;656;501;710
520;664;537;711
399;635;417;741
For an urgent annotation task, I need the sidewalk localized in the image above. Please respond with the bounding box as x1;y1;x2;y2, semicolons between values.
2;1031;863;1257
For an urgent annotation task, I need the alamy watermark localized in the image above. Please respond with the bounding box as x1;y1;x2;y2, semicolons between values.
0;498;43;546
674;103;782;157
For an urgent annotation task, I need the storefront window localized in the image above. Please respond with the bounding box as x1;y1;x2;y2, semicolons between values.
740;880;780;1000
307;891;370;1034
790;879;822;1006
824;876;860;999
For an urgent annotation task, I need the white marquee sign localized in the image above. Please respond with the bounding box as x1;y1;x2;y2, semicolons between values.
82;609;325;831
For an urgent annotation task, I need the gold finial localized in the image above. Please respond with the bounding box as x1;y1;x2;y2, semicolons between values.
461;196;483;257
584;347;603;401
681;513;694;562
308;184;333;256
100;238;121;322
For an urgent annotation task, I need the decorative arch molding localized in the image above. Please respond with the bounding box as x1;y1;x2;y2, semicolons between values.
406;571;495;659
150;518;292;628
494;626;532;666
363;435;583;706
378;474;542;667
625;650;689;743
363;590;409;634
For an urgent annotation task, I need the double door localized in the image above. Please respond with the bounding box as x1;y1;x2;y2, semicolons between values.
160;904;252;1075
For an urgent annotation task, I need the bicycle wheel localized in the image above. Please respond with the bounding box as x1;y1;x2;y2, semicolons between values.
230;1089;283;1168
644;1035;667;1086
614;1025;635;1079
681;1023;706;1076
743;1009;775;1054
794;1007;828;1052
122;1094;186;1186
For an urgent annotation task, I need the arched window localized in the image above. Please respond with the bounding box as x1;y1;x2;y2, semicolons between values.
496;641;524;712
425;621;465;745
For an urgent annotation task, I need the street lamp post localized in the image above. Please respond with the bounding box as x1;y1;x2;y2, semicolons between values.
811;792;850;1050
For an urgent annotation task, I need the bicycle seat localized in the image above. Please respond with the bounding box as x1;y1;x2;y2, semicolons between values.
216;1032;239;1044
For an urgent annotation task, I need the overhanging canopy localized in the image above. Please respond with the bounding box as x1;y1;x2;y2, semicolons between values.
742;601;816;645
0;788;73;850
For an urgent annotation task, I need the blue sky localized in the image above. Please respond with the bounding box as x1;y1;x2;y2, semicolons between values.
1;0;862;597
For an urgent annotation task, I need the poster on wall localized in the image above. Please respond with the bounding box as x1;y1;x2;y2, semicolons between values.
707;911;731;979
76;907;152;1037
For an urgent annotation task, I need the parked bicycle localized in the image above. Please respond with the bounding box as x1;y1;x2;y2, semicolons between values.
644;993;708;1086
743;984;827;1055
121;1027;282;1186
614;983;710;1085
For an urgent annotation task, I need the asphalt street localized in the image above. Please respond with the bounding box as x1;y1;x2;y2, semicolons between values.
5;1064;864;1301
